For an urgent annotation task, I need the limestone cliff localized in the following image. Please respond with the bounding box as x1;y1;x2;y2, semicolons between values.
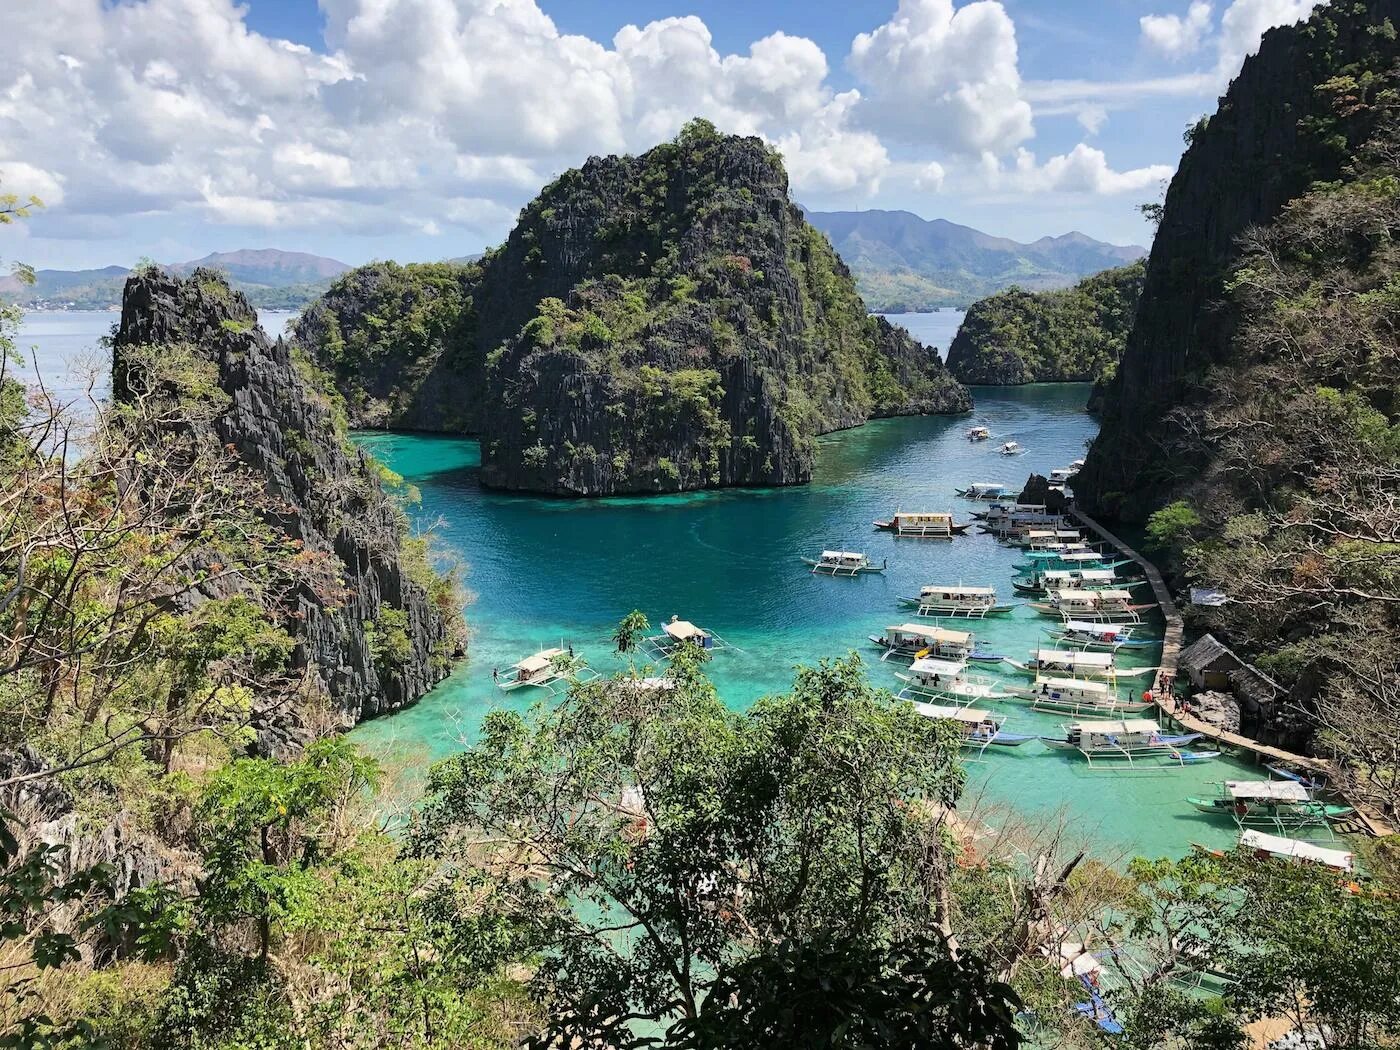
1075;0;1400;517
294;122;971;496
113;269;463;747
945;261;1143;388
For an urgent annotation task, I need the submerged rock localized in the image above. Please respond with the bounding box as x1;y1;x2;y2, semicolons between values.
114;268;463;744
295;122;971;496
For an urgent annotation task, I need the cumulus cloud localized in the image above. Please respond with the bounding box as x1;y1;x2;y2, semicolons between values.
1140;2;1213;58
993;145;1174;195
1215;0;1314;75
0;0;1174;256
849;0;1033;154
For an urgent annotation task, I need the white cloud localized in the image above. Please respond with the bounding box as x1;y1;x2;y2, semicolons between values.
1215;0;1314;76
995;145;1174;195
848;0;1033;154
0;0;1173;256
1076;105;1108;135
1140;2;1213;58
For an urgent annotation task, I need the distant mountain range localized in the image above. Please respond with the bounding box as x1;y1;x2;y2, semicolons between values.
1;249;352;310
804;210;1147;311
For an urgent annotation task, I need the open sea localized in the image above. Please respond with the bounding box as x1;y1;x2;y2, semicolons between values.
17;309;1263;860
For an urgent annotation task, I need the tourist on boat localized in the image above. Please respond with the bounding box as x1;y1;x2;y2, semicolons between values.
492;667;499;682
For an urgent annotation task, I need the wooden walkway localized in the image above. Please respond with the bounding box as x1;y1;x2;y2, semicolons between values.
1069;505;1394;836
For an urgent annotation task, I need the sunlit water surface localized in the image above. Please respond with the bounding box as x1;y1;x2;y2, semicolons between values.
18;310;1255;859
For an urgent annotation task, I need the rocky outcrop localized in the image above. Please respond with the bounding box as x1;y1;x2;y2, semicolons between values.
114;269;462;746
1074;1;1400;518
945;261;1144;387
295;123;970;496
1016;474;1069;514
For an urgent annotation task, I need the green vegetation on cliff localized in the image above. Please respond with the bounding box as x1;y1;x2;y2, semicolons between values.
1076;0;1400;808
945;260;1145;386
294;121;970;496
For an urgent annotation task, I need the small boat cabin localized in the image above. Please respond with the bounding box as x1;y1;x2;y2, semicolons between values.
967;425;991;441
999;441;1023;456
874;511;964;538
871;623;974;661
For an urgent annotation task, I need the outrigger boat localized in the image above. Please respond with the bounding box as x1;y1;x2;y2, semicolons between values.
498;647;598;693
1004;648;1155;680
999;441;1024;456
1017;551;1126;571
906;701;1036;751
1040;719;1221;766
1187;781;1354;826
870;623;973;662
894;657;1021;703
641;617;731;659
1049;466;1079;485
971;501;1047;522
803;550;887;575
967;425;991;441
1011;676;1154;716
1012;569;1143;596
1008;528;1083;548
955;481;1013;501
898;585;1018;618
1031;589;1153;623
1238;829;1355;872
1049;621;1157;651
872;511;971;538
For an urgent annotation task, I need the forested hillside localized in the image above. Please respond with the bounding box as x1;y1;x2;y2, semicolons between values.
945;260;1144;386
1077;0;1400;808
294;121;970;496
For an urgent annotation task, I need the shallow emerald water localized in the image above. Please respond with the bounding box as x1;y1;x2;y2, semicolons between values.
350;383;1265;860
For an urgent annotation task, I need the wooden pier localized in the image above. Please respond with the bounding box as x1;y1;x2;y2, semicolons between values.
1068;506;1393;836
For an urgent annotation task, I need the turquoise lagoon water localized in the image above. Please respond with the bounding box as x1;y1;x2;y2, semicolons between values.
14;310;1258;861
349;383;1256;861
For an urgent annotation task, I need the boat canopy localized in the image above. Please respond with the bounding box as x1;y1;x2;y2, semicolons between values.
1240;830;1354;871
895;512;952;524
1036;677;1111;695
920;585;996;597
1025;530;1059;539
1063;621;1129;637
913;702;995;724
1058;551;1105;563
1052;589;1132;603
663;620;708;642
513;648;565;674
820;550;866;562
1071;718;1161;734
1227;780;1310;802
1077;569;1119;582
909;658;968;678
889;624;972;644
1033;650;1114;668
969;482;1007;491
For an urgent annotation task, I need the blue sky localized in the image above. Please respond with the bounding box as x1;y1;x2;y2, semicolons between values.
0;0;1315;270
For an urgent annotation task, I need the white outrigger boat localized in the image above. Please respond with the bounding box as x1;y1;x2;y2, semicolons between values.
497;647;598;693
1237;829;1356;872
1187;781;1354;827
1012;568;1143;596
1031;589;1153;624
907;701;1036;752
898;584;1018;618
1012;676;1155;716
640;617;731;659
998;441;1024;456
871;511;971;538
1050;621;1157;651
1048;466;1079;485
870;623;972;662
967;425;991;441
803;550;887;575
1009;528;1083;549
956;481;1013;501
894;657;1020;703
1040;719;1220;766
1004;648;1155;681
